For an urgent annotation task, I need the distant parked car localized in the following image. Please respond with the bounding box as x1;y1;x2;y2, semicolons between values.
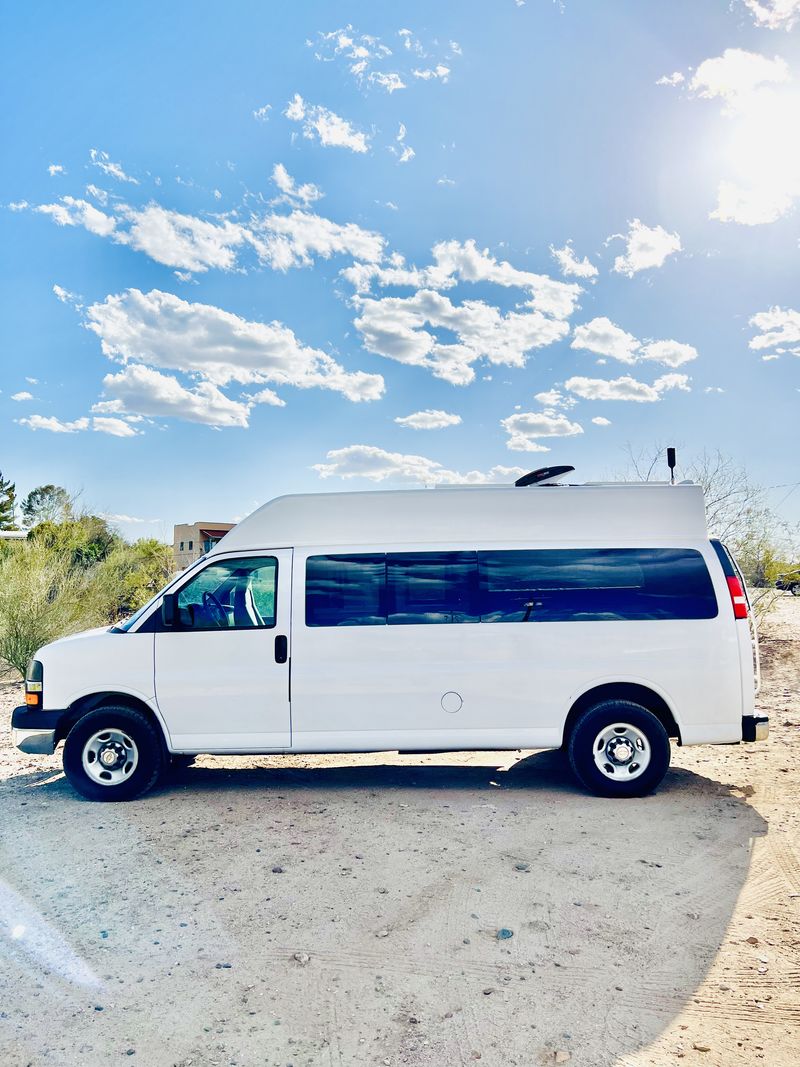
776;570;800;595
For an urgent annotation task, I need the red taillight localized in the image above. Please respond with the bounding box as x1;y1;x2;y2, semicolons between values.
726;575;748;619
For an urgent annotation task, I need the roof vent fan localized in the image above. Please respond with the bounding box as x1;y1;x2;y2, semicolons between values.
514;465;575;487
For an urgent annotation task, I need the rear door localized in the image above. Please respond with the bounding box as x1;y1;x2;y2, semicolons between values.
154;550;292;751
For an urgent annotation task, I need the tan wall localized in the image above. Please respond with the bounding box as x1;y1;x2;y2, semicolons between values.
173;522;235;570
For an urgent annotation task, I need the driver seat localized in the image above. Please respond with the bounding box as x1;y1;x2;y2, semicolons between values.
232;583;262;627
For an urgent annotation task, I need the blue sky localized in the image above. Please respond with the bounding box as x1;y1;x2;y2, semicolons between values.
2;0;799;540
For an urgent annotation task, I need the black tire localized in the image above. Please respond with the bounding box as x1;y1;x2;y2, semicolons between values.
566;699;670;798
63;705;167;802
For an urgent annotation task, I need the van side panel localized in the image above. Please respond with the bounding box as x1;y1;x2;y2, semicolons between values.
289;542;743;752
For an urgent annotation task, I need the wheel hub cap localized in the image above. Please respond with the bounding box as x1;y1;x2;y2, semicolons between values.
82;728;139;787
592;722;652;782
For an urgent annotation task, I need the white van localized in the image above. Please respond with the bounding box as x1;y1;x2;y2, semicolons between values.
12;479;767;801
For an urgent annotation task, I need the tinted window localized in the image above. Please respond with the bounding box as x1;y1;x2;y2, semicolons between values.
478;548;717;622
387;552;479;625
306;555;385;626
176;556;277;630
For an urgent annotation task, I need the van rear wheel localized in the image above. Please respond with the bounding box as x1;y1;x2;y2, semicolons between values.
63;706;166;802
567;700;670;798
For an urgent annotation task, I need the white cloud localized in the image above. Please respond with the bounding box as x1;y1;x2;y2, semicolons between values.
710;180;794;226
610;219;681;276
638;339;699;367
48;164;66;176
31;191;384;276
100;364;251;428
18;414;89;433
571;317;698;369
253;103;272;121
11;391;33;401
550;240;598;279
284;94;369;153
310;25;459;92
394;409;462;430
748;305;800;357
564;373;690;402
353;288;570;385
92;415;141;437
253;209;385;270
656;71;684;87
533;389;576;409
85;184;109;205
572;317;639;362
743;0;800;28
591;416;611;426
313;444;525;485
271;163;323;206
389;123;415;164
436;176;456;187
412;65;450;82
35;196;117;237
102;513;159;525
501;411;583;452
89;148;138;184
248;387;286;407
346;239;581;385
690;48;789;110
116;203;248;272
85;288;385;408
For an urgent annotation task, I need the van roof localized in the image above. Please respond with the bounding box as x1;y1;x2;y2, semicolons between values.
211;482;708;553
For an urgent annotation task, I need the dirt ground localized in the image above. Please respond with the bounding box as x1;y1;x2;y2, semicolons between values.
1;599;798;1067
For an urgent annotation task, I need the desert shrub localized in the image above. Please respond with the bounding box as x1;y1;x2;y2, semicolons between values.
89;539;175;622
0;538;99;676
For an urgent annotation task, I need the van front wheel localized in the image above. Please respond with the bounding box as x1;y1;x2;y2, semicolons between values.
567;700;670;798
63;706;167;802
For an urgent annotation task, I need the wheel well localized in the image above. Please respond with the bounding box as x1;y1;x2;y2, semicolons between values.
562;683;681;745
55;693;167;750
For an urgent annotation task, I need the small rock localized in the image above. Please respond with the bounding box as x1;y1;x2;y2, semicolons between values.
271;866;284;874
555;1052;571;1064
496;928;514;940
408;1016;419;1024
125;1051;135;1057
514;863;530;872
692;1044;711;1053
100;931;109;939
93;1005;103;1012
293;953;310;966
482;988;494;996
215;963;232;969
376;929;389;938
746;936;759;945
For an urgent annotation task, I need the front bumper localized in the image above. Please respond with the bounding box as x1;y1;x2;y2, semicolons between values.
742;715;769;742
10;705;63;755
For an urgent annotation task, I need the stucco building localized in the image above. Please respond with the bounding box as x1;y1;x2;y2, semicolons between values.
173;522;235;569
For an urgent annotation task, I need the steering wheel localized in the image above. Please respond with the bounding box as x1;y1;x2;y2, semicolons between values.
202;590;228;628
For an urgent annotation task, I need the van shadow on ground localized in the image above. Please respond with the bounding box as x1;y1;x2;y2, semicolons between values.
1;751;768;1067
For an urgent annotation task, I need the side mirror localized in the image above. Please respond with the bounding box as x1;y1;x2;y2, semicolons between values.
162;592;177;627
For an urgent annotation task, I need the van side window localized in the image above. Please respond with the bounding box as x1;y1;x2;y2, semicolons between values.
306;555;385;627
387;552;479;624
478;548;717;622
305;548;717;626
176;556;278;630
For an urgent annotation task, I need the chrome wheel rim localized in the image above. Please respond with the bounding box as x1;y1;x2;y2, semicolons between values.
82;728;139;786
592;722;651;781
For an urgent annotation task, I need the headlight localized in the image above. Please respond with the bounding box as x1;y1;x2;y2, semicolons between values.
25;659;43;706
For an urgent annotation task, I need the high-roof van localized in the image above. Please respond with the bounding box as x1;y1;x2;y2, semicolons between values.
12;479;767;801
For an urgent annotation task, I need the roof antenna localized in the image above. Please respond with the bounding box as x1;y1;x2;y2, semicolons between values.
667;446;676;485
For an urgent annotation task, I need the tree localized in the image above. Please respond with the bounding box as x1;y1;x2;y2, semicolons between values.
28;514;121;568
620;444;797;614
0;470;17;530
21;484;72;528
90;538;175;621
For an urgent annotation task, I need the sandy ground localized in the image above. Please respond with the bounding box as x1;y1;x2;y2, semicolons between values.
0;600;798;1067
